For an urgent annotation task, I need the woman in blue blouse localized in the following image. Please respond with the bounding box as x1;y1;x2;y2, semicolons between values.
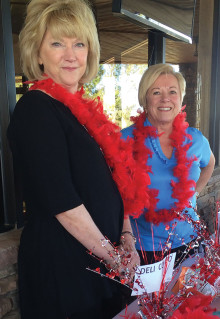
121;63;215;266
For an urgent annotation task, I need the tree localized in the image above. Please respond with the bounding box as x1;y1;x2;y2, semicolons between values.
83;63;148;128
114;64;122;127
83;64;105;100
120;64;147;128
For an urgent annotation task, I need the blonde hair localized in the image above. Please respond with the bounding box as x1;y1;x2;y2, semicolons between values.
138;63;186;107
19;0;100;84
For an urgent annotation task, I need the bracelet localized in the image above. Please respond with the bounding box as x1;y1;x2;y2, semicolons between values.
121;231;137;243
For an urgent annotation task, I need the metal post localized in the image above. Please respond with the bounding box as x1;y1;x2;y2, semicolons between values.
148;31;166;66
0;0;16;228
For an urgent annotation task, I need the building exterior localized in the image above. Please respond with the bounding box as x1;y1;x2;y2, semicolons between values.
0;0;220;317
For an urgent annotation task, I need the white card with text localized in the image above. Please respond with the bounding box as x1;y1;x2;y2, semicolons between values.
131;252;176;295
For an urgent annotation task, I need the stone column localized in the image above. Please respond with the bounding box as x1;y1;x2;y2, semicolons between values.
179;63;197;128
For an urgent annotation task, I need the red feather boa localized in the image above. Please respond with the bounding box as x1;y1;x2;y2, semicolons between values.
29;78;150;218
29;78;197;224
132;106;197;225
171;294;216;319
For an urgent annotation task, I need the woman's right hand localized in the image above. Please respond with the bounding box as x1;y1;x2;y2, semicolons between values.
56;205;139;284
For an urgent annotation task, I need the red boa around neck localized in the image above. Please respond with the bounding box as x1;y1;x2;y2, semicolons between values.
132;107;197;225
29;78;151;219
29;78;197;224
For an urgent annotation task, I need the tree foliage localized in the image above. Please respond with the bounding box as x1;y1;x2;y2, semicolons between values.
114;64;122;126
105;64;147;128
83;63;148;128
83;64;105;100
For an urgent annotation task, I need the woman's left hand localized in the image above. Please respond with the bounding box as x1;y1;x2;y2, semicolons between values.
117;233;140;284
114;218;140;283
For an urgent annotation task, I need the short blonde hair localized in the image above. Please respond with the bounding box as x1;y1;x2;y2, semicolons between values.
138;63;186;107
19;0;100;84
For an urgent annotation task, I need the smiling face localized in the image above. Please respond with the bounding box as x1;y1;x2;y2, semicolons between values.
145;73;182;128
38;30;88;93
